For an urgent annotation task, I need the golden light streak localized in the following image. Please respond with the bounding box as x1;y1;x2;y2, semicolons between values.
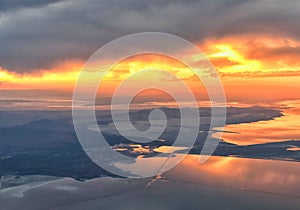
0;61;82;90
207;44;261;73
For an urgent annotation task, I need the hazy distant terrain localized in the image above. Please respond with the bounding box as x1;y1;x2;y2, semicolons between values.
2;106;299;182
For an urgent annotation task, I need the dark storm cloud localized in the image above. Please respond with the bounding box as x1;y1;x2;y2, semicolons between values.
0;0;299;73
0;0;66;11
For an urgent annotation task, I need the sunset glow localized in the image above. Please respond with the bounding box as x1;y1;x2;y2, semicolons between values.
1;1;300;208
1;36;299;104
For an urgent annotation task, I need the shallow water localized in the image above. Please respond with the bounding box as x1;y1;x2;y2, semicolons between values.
165;155;300;197
220;100;300;145
1;155;300;209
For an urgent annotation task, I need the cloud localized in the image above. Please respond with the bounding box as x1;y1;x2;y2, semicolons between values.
0;0;299;73
220;70;300;78
246;45;300;69
0;0;67;11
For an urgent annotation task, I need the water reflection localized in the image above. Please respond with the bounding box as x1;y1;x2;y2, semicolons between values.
2;155;300;210
220;100;300;145
286;147;300;151
165;155;300;197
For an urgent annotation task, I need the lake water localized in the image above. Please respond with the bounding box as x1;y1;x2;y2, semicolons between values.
1;155;300;209
220;100;300;145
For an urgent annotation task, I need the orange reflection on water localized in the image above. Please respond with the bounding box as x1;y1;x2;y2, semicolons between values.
165;155;300;197
220;100;300;145
286;147;300;151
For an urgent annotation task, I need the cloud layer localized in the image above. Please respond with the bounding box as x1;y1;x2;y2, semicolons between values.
0;0;299;73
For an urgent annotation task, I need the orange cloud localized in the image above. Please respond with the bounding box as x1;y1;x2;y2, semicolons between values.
200;35;300;75
0;60;83;90
1;35;300;106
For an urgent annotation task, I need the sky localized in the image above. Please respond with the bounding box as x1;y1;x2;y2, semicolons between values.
0;0;300;108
